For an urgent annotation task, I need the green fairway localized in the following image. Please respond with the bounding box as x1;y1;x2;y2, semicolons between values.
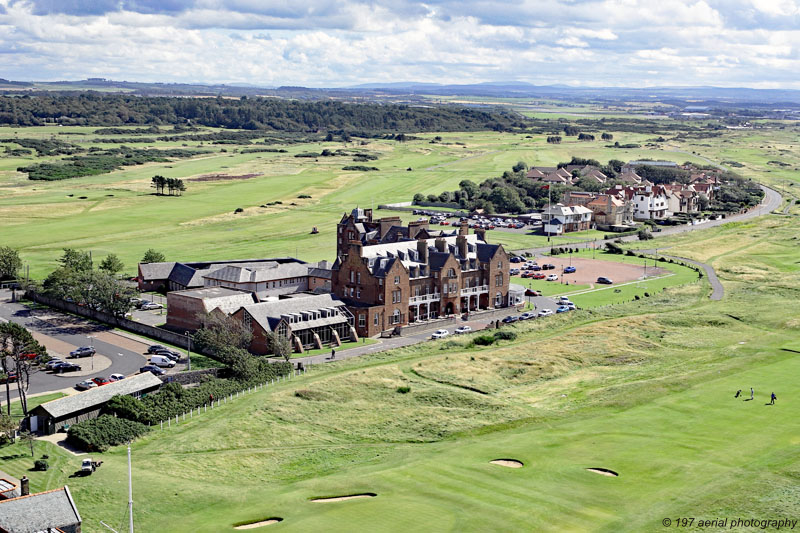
2;210;797;532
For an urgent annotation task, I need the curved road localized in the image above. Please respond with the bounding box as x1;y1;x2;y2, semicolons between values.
512;185;782;301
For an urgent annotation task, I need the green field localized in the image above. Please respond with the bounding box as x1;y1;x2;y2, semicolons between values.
0;209;797;532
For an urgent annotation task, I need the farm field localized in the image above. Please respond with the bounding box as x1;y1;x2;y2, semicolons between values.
1;122;777;278
2;211;799;532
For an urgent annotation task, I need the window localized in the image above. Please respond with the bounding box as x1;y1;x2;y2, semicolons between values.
447;268;456;278
356;288;361;298
379;293;383;301
392;309;401;324
349;287;354;297
374;312;379;326
359;314;365;327
379;278;383;286
350;270;354;283
449;283;457;294
357;272;361;284
243;312;252;331
394;275;400;285
495;273;503;287
495;292;502;306
348;231;354;240
497;260;503;269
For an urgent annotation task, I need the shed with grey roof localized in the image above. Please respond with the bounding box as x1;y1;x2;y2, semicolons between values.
29;373;162;435
0;486;81;533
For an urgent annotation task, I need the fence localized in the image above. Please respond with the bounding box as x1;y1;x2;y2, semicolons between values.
154;366;308;431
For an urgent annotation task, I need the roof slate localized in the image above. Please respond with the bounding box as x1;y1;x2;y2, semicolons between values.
0;486;81;533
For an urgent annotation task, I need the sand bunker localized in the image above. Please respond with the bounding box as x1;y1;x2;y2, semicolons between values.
234;518;283;529
311;493;377;503
586;468;618;477
490;459;524;468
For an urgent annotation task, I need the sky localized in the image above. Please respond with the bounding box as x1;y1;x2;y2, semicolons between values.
1;0;800;88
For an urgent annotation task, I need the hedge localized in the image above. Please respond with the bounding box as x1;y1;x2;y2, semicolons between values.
67;415;149;452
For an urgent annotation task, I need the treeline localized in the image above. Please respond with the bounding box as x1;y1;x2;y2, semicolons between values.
0;93;519;132
18;146;210;181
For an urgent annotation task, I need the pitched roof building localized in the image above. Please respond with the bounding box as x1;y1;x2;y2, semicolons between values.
166;287;258;331
0;486;82;533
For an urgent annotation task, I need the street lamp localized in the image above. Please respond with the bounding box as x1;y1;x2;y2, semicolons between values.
87;335;95;370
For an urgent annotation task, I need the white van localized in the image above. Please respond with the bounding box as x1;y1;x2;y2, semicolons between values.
150;355;176;368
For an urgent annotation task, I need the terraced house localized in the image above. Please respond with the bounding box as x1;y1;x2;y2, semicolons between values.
333;208;510;337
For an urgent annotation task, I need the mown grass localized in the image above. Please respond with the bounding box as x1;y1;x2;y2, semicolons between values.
6;209;797;532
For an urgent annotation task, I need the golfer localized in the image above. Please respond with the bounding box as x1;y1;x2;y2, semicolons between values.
770;392;777;405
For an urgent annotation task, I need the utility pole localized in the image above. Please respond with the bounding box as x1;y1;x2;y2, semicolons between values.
185;331;191;371
128;445;134;533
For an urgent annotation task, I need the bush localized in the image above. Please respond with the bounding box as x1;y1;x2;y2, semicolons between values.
396;386;411;394
605;242;624;254
297;194;311;199
33;459;49;471
494;330;517;341
234;207;244;213
67;415;149;452
472;334;496;346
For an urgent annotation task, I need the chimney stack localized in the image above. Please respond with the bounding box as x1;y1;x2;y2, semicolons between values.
417;239;428;264
474;228;486;242
456;235;467;258
20;476;29;496
458;223;468;237
434;238;446;253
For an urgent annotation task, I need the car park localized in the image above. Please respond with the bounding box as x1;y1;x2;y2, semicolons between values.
566;302;577;310
501;315;519;323
530;265;542;271
510;256;524;263
75;380;98;391
510;268;520;276
154;349;181;361
542;264;556;270
454;325;472;334
519;312;536;320
431;329;450;339
68;346;96;358
538;309;554;317
92;376;113;386
557;296;571;304
525;289;542;297
150;355;176;368
45;358;65;371
556;305;570;313
0;371;18;384
563;266;576;274
597;276;613;284
546;274;559;281
521;272;535;278
140;365;166;376
53;362;81;373
109;373;126;381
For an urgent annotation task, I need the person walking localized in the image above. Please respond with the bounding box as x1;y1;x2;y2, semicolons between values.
734;389;741;398
331;348;336;359
750;387;754;401
770;392;777;405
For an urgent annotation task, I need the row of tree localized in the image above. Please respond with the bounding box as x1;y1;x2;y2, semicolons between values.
151;175;187;196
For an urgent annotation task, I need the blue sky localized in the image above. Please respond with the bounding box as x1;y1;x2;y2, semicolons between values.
1;0;799;88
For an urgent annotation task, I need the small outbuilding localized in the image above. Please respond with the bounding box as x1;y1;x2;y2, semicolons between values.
29;373;162;435
0;485;82;533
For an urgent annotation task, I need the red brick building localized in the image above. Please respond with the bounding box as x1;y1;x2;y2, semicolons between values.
333;208;510;337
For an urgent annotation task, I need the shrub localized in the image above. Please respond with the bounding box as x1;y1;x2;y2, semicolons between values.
67;415;149;452
637;228;653;241
473;334;496;346
494;330;517;341
342;165;379;171
396;386;411;394
297;194;311;199
234;207;244;213
33;459;49;471
294;389;328;401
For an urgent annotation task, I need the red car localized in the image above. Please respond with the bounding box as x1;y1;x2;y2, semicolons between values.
91;377;113;387
521;272;535;278
532;273;546;280
525;289;542;297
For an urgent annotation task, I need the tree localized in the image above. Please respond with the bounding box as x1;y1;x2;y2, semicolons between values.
324;132;334;141
578;133;595;141
637;228;653;241
89;271;136;317
412;193;425;204
58;248;92;272
546;136;562;144
151;175;167;195
19;430;35;457
98;253;124;275
141;249;165;263
0;247;22;281
0;322;46;417
175;179;186;196
0;414;16;443
268;331;293;362
192;312;252;357
698;193;710;211
512;161;527;173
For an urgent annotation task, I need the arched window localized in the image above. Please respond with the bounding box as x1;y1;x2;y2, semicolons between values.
495;292;502;306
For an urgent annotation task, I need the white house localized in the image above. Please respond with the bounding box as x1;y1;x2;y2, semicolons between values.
542;204;593;234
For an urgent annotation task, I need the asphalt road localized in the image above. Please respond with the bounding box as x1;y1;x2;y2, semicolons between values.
0;290;149;399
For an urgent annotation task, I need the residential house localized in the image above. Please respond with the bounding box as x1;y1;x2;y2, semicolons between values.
542;204;593;234
586;194;632;227
606;184;670;220
664;183;700;214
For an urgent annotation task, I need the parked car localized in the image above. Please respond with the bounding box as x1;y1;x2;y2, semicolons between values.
521;272;535;279
147;345;168;354
542;264;556;270
20;352;38;361
53;362;81;373
538;309;554;317
530;265;542;271
597;276;613;285
557;296;571;304
525;289;542;297
150;355;176;368
519;312;536;320
501;315;519;324
546;274;559;281
154;349;181;361
45;358;65;371
75;380;98;391
68;346;96;358
454;325;472;335
563;266;576;274
0;371;18;384
109;373;126;382
140;302;163;311
91;376;113;386
431;329;450;339
140;365;166;376
532;273;546;280
556;305;571;313
566;302;577;310
510;256;524;263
